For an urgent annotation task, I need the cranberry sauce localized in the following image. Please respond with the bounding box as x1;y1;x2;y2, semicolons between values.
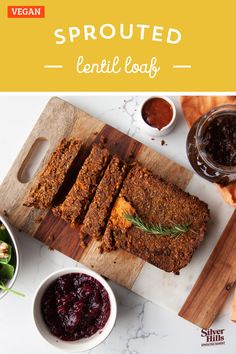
41;273;111;341
203;114;236;166
187;109;236;185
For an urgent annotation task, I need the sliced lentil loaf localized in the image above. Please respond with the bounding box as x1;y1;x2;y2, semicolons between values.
80;155;127;244
53;144;110;225
101;164;210;274
23;138;82;209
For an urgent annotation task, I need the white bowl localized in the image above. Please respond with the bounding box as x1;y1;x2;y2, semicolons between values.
137;96;176;137
33;267;117;352
0;215;21;300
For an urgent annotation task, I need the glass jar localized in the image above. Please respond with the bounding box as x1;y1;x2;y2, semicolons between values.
186;104;236;185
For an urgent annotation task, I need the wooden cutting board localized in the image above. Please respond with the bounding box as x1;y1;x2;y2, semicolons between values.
0;97;234;328
178;96;236;327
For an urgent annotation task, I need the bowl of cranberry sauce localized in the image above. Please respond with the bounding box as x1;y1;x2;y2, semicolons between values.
33;268;117;352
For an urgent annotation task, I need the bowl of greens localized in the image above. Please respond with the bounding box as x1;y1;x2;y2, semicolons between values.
0;215;21;299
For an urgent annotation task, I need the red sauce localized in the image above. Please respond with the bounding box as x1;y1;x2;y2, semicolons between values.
41;273;110;341
142;97;173;130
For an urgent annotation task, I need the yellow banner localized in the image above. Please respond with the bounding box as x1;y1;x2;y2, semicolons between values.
0;0;235;91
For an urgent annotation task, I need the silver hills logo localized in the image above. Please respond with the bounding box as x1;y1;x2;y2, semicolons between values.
201;328;225;347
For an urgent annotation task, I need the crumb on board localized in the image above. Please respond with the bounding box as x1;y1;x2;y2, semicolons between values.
127;152;135;162
3;210;9;217
35;215;43;223
48;246;54;251
99;136;107;144
48;234;56;242
161;139;167;146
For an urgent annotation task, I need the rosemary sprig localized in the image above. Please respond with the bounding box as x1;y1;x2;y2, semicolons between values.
0;281;25;297
124;213;190;239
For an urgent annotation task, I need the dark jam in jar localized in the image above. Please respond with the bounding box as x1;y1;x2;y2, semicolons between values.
141;97;173;130
41;273;111;341
204;115;236;166
187;105;236;185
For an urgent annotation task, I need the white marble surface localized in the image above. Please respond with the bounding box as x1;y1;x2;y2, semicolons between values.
0;95;235;354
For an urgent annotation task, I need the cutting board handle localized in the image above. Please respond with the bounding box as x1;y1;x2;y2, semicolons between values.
17;137;49;184
12;97;79;185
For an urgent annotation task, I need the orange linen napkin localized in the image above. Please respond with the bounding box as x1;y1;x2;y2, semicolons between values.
180;96;236;207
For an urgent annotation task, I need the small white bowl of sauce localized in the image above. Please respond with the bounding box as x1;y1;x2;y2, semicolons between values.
138;96;176;137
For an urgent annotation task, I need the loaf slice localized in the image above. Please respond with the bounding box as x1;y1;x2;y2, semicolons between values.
53;144;110;225
101;164;210;274
23;138;82;209
80;155;127;244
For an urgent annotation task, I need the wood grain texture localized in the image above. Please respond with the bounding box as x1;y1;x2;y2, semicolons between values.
0;97;193;291
79;241;144;289
179;209;236;328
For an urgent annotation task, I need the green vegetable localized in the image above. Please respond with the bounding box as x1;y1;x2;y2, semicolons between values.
0;281;25;297
0;223;24;297
0;225;9;242
0;263;14;279
124;212;190;238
